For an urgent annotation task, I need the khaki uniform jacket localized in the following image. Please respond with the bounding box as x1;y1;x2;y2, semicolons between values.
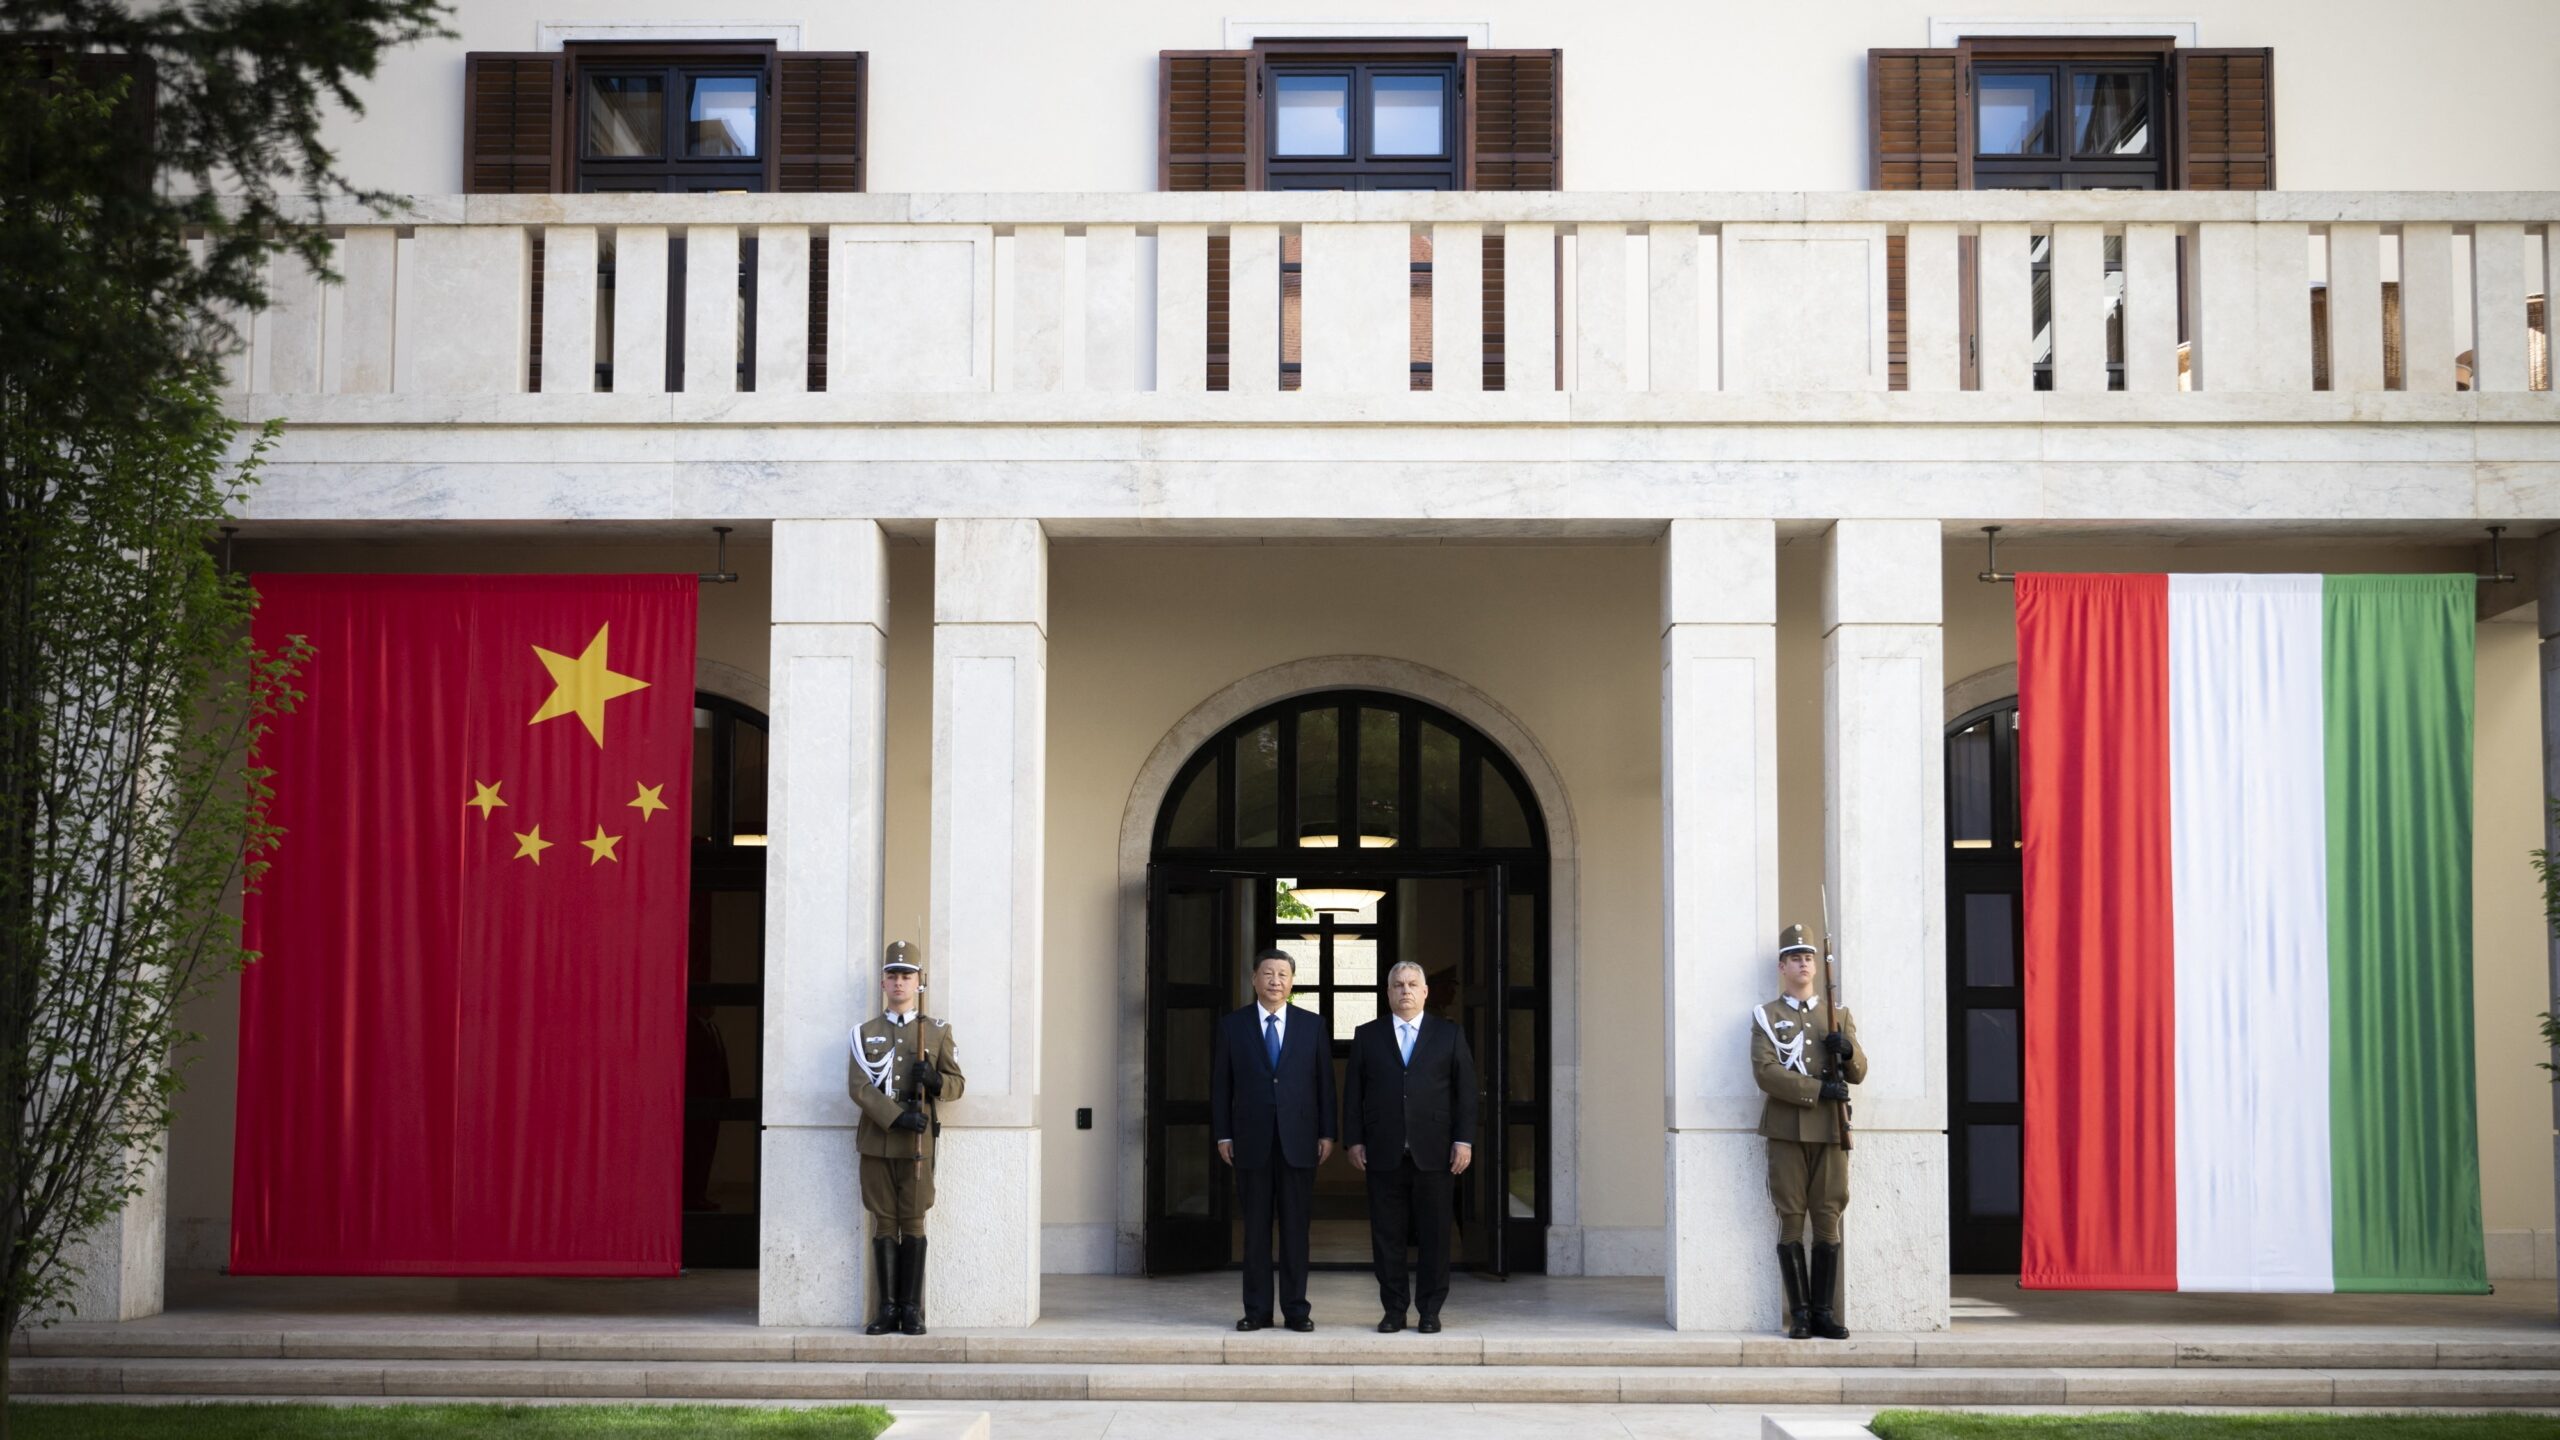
848;1013;967;1161
1751;997;1865;1143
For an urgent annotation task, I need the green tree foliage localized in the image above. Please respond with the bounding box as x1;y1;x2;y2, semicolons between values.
2535;802;2560;1079
0;1;443;1416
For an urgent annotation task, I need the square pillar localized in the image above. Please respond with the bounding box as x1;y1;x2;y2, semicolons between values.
57;1145;164;1321
1661;519;1780;1330
759;520;892;1327
1820;519;1951;1332
928;518;1048;1326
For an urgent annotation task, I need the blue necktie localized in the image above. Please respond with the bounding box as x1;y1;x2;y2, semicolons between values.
1399;1021;1415;1066
1264;1013;1281;1068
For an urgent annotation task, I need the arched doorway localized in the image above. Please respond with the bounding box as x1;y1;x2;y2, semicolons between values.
1944;695;2025;1273
685;691;767;1268
1144;689;1551;1276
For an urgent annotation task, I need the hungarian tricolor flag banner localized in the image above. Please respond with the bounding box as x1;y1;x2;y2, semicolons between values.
2017;573;2486;1294
234;575;697;1275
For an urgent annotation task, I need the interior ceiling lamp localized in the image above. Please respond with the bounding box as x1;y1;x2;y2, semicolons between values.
1297;831;1398;848
1292;885;1386;913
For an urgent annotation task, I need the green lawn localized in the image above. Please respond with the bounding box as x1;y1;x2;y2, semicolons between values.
1870;1413;2560;1440
5;1404;893;1439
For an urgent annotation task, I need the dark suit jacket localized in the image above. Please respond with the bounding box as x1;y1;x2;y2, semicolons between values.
1210;1002;1335;1170
1341;1012;1478;1170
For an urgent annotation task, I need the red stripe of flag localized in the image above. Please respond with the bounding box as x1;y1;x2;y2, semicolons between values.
2017;572;2178;1290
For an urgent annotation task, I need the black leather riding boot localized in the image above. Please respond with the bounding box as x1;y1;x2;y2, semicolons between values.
897;1235;929;1335
1776;1242;1812;1339
864;1237;902;1335
1807;1240;1851;1339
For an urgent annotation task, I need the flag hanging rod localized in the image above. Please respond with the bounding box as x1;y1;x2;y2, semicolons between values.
1975;524;2520;585
700;526;739;585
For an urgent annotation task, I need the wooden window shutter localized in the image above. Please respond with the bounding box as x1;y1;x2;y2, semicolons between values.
776;53;868;391
2175;48;2274;190
1159;51;1255;390
462;53;564;194
1869;49;1967;391
1465;49;1562;390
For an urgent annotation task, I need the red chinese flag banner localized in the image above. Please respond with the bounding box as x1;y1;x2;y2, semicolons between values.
234;575;697;1275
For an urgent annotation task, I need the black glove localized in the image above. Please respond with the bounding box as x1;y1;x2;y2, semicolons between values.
892;1108;929;1134
1818;1077;1852;1103
1823;1030;1855;1063
915;1059;942;1099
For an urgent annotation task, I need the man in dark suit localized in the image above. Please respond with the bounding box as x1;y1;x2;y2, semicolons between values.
1210;946;1335;1332
1343;959;1478;1333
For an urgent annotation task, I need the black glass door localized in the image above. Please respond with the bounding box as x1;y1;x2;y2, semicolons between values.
1453;868;1508;1277
1945;699;2025;1273
1145;865;1255;1273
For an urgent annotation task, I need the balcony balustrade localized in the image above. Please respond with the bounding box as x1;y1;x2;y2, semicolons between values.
225;192;2555;412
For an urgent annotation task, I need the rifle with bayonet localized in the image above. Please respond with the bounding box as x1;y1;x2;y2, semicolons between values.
1820;885;1854;1153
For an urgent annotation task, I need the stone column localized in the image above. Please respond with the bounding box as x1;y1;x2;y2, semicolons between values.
1820;519;1951;1332
1660;519;1780;1330
2540;530;2560;1319
928;518;1048;1326
59;1146;164;1321
759;520;892;1327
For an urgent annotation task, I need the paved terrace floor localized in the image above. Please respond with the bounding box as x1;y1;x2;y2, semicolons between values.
86;1270;2558;1343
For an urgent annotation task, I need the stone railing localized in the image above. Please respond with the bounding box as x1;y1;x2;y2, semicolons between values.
226;192;2557;408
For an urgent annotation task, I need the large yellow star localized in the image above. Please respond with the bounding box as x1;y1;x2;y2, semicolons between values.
581;825;623;865
511;825;554;864
528;624;650;748
467;780;507;818
628;781;668;822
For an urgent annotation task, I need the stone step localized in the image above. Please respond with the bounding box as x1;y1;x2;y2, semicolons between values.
20;1327;2560;1372
14;1356;2560;1406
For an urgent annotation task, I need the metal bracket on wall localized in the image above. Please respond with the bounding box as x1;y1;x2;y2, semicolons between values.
2478;525;2518;584
1977;523;2522;586
699;525;739;585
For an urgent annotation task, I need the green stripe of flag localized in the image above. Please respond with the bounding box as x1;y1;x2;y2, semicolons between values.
2322;574;2487;1293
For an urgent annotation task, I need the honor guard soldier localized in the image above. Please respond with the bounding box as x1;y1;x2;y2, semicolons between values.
848;940;966;1336
1752;922;1864;1340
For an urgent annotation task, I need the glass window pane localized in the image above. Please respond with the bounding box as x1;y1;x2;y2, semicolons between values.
1273;73;1351;157
1356;707;1401;847
1977;73;2055;155
1371;74;1446;156
1949;717;1994;848
585;74;665;157
1333;934;1378;988
730;718;766;840
1966;1008;2021;1104
1480;759;1532;848
1166;1008;1213;1104
2073;72;2152;155
696;888;763;987
1507;1123;1536;1216
1166;1123;1215;1217
1236;721;1279;847
688;75;759;157
1333;990;1377;1040
1507;1007;1535;1104
1967;1124;2023;1218
1276;932;1322;991
1963;892;2017;988
1166;889;1218;986
1297;707;1339;846
1417;723;1461;847
691;707;717;841
1165;760;1217;848
1506;892;1535;988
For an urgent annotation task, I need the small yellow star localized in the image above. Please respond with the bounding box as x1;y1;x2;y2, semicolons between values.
581;824;623;865
528;624;651;748
511;826;554;864
467;781;507;818
628;782;669;822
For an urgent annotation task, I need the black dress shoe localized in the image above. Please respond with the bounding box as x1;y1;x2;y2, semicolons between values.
1377;1315;1405;1334
1285;1316;1314;1332
1417;1317;1443;1334
1236;1316;1267;1332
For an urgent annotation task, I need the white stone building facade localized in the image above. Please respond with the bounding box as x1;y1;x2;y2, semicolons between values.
86;1;2560;1333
